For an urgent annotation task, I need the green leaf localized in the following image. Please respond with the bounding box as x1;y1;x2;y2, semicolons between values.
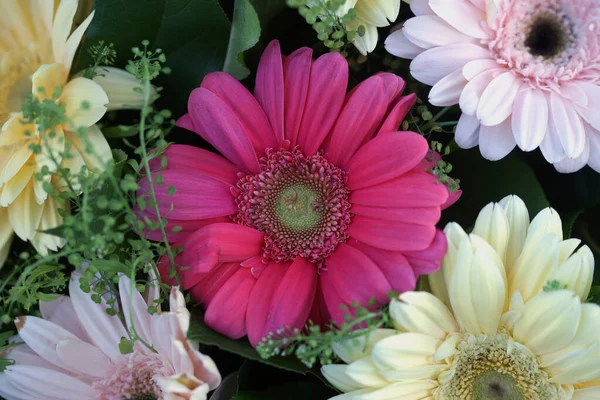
188;308;312;375
441;149;549;228
223;0;261;80
89;259;130;274
119;337;135;354
74;0;232;116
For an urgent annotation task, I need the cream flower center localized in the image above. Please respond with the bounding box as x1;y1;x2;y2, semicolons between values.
0;41;52;123
436;332;556;399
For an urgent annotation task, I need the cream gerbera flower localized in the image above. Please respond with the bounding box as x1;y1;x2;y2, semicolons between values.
0;0;147;263
310;0;401;55
322;195;599;399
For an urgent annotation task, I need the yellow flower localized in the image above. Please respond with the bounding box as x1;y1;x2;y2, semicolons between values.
322;195;599;399
0;0;147;263
310;0;401;55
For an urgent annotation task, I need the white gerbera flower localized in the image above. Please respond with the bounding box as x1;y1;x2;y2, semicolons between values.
322;195;599;399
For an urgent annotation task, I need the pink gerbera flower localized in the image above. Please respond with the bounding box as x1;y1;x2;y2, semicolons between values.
143;41;456;346
385;0;600;173
0;273;221;399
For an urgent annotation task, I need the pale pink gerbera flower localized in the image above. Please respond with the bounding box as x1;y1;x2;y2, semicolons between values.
385;0;600;173
141;41;458;346
0;273;221;400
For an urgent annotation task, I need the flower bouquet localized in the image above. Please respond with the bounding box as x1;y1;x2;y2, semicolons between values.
0;0;599;399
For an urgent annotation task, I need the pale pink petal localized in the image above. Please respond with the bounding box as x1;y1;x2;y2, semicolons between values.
139;170;236;220
402;229;447;275
347;215;437;252
346;132;429;190
176;223;263;289
56;338;112;377
429;0;488;39
327;244;392;305
189;263;241;306
204;268;255;339
575;82;600;130
69;273;127;360
377;94;417;135
201;73;278;155
349;241;417;293
39;297;91;342
455;113;481;148
459;69;497;115
588;125;600;173
561;81;588;107
540;107;567;164
550;92;587;158
410;0;434;15
118;275;153;344
283;47;313;147
479;117;516;161
404;15;477;49
385;29;426;60
512;86;548;151
0;373;36;400
477;71;522;126
6;365;96;399
188;88;260;174
411;44;490;86
7;346;56;370
254;41;285;144
429;69;468;106
150;313;180;358
462;59;502;80
555;135;590;174
15;316;80;373
325;75;391;166
262;258;318;343
246;263;288;346
297;52;348;155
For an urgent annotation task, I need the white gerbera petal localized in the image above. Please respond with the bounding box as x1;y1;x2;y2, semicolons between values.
332;329;397;364
390;292;458;339
429;222;468;307
498;195;529;272
472;201;509;263
513;290;581;356
550;245;594;300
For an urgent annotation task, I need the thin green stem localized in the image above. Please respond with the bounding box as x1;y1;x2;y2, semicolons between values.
421;106;452;131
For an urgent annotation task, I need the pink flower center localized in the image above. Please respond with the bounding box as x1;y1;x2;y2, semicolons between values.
489;0;600;86
93;350;172;400
234;149;352;264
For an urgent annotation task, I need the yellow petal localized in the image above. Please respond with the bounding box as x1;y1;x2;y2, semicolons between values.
498;194;529;271
62;10;95;72
92;67;152;111
0;115;37;147
549;342;600;385
55;144;86;193
508;232;560;302
513;290;581;356
354;0;401;27
31;195;66;255
573;385;600;399
0;159;34;207
347;18;378;55
371;332;439;370
60;77;108;128
350;380;437;400
429;222;468;307
51;0;78;64
472;201;509;263
0;207;14;269
32;63;67;100
332;329;397;364
64;125;113;172
345;357;389;388
448;234;506;334
1;144;34;186
35;124;65;175
389;292;458;339
7;181;43;240
322;364;365;393
550;245;594;300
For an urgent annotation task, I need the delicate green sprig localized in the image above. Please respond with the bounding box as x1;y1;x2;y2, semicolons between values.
83;40;117;79
288;0;363;56
257;296;394;368
543;280;568;292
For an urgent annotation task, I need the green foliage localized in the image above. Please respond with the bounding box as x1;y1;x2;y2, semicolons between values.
543;280;568;292
256;299;392;368
224;0;262;80
74;0;232;116
0;331;18;372
288;0;362;56
82;41;117;78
